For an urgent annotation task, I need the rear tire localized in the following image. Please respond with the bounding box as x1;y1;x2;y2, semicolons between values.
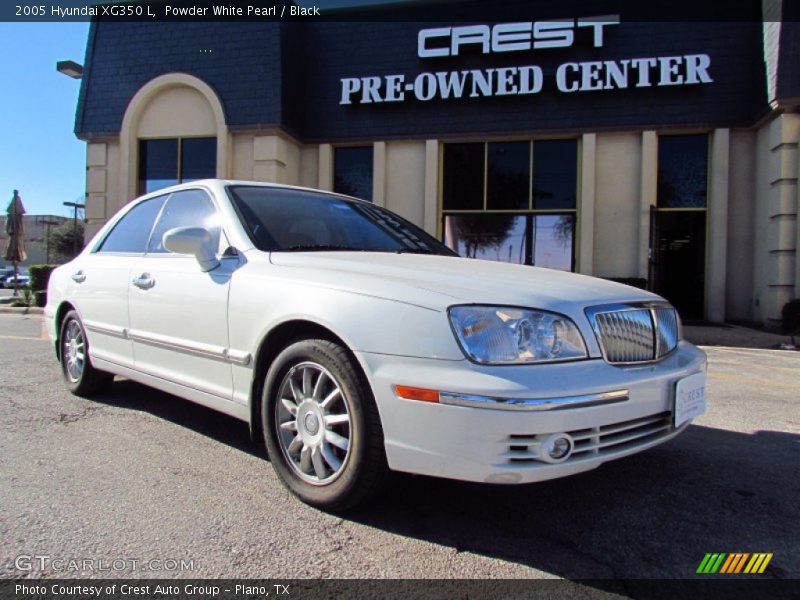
59;310;113;397
263;339;389;511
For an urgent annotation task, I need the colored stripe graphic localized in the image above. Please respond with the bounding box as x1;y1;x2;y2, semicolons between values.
698;553;773;574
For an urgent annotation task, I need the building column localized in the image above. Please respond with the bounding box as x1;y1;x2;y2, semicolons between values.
372;142;386;207
767;114;799;327
707;129;730;322
85;142;109;240
638;131;657;281
318;144;333;191
253;135;288;183
578;133;596;275
424;140;439;237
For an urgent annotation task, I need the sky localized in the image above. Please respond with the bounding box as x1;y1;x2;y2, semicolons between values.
0;22;89;217
0;1;404;218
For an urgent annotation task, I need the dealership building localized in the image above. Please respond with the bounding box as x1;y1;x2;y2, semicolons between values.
71;0;799;327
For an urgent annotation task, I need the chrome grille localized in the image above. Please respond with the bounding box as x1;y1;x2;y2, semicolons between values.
586;303;680;364
503;412;675;466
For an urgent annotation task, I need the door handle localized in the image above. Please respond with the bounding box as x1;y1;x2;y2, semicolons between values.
71;270;86;283
132;273;155;290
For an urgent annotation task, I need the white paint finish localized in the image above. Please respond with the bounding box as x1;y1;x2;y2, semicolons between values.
707;129;730;322
579;133;596;275
128;255;235;401
47;179;707;486
61;254;137;367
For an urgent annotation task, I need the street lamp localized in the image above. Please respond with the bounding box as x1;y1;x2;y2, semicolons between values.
63;201;85;257
56;60;83;79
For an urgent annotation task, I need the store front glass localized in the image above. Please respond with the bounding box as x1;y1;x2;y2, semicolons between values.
138;137;216;194
334;146;374;201
442;139;577;271
650;134;708;320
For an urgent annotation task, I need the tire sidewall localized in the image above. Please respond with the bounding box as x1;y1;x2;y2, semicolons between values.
60;310;86;393
263;339;370;509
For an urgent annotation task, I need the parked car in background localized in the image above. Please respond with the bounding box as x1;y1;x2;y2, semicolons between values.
45;180;708;510
1;274;30;289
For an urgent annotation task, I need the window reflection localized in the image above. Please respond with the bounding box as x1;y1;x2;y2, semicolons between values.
658;135;708;208
487;142;530;210
138;137;216;194
444;214;574;271
334;146;374;201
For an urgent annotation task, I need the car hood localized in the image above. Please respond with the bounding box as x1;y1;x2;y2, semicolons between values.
268;251;662;313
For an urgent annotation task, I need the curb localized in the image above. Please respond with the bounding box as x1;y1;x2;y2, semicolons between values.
0;306;44;315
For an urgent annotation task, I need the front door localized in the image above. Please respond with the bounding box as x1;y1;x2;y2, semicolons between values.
649;209;706;320
127;188;234;400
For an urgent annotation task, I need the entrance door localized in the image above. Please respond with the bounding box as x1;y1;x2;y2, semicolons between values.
649;133;709;321
649;210;706;320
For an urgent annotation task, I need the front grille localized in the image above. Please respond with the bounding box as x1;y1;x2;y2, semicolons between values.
586;303;680;364
503;412;675;466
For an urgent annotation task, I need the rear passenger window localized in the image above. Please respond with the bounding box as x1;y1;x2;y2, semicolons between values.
147;189;222;254
97;195;167;253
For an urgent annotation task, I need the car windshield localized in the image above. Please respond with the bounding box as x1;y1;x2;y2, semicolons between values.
227;185;457;255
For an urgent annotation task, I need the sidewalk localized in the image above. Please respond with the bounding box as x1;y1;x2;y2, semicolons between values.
683;323;795;350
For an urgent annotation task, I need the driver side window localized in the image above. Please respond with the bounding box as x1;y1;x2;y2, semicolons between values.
147;189;224;254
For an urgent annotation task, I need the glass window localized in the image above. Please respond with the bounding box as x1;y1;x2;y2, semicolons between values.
147;189;221;254
138;140;178;194
97;195;167;254
443;143;484;210
138;137;216;195
181;138;217;183
334;146;374;201
441;139;578;272
658;134;708;208
533;140;577;210
487;141;530;210
227;185;454;255
443;214;574;271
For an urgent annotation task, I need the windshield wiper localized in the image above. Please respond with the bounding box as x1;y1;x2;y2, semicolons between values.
395;248;436;254
277;244;360;252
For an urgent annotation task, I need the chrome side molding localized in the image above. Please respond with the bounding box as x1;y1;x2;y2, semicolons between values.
438;389;629;412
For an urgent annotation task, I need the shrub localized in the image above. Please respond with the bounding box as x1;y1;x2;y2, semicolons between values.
782;299;800;344
28;264;57;292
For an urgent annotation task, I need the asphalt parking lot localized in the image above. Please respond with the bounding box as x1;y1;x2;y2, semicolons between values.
0;313;797;581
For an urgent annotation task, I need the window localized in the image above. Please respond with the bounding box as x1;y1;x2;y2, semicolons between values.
442;140;578;271
147;189;222;254
227;186;454;255
334;146;373;201
657;134;708;208
138;137;216;194
96;195;167;254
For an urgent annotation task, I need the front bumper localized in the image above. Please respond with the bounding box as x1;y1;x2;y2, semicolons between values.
357;341;706;484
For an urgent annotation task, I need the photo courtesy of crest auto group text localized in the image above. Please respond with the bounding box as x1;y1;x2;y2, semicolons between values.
0;0;798;597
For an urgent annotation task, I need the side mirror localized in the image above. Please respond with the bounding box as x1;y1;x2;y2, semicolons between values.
162;227;220;272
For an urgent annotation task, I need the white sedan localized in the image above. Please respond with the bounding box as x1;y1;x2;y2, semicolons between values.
46;180;707;510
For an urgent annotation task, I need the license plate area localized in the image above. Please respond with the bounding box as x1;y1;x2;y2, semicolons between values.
674;372;707;427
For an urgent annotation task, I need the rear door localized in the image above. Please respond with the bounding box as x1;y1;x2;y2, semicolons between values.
68;195;167;368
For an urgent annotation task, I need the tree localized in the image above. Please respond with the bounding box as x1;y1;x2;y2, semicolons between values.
49;220;85;263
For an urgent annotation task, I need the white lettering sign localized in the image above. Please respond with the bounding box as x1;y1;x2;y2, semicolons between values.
340;55;712;105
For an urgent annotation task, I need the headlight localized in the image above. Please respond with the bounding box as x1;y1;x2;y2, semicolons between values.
448;305;588;365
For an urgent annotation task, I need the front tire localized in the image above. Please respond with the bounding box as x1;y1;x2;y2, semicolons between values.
59;310;113;396
263;339;389;511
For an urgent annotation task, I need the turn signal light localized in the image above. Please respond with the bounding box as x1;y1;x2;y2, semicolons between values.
394;385;440;403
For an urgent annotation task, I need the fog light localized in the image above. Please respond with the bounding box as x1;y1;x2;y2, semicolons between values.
541;433;573;463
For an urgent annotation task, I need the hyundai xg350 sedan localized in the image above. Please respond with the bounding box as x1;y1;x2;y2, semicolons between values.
46;180;707;510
